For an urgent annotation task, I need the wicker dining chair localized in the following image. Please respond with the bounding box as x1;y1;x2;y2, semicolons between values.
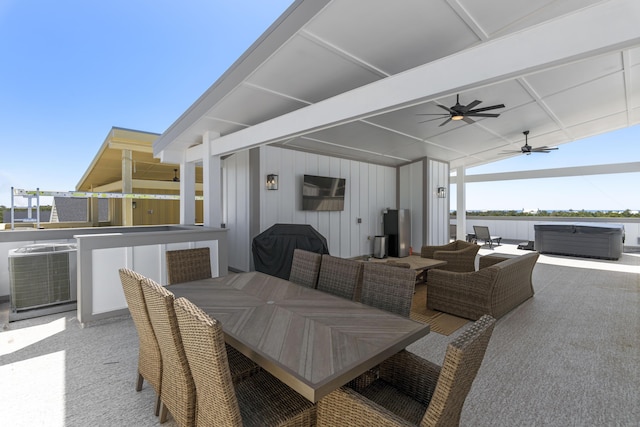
289;249;322;288
174;297;317;427
140;277;196;426
360;263;416;317
316;255;363;301
318;315;497;427
118;268;163;416
166;247;212;285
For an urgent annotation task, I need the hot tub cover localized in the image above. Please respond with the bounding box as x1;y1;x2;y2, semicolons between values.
252;224;329;280
534;222;625;260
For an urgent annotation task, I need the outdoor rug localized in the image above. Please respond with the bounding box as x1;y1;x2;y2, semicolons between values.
410;283;469;335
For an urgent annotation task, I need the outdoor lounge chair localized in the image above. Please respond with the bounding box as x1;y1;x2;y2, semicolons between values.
473;225;502;248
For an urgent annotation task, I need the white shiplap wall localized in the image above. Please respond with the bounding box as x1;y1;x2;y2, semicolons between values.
224;148;447;271
426;158;450;245
259;146;396;261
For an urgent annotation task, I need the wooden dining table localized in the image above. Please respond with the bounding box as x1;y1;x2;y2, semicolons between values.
169;271;430;402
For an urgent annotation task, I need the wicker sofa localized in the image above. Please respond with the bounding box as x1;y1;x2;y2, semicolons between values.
426;252;539;320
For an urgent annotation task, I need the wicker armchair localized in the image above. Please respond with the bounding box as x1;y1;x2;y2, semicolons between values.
318;315;497;427
360;263;416;317
427;252;539;320
420;240;479;272
118;268;162;415
166;247;212;285
289;249;322;288
317;255;363;301
174;297;317;427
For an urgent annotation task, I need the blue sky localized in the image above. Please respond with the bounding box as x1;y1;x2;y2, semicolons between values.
1;1;638;211
0;0;293;207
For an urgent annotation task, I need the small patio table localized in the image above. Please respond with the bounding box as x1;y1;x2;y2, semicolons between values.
170;271;429;402
368;254;447;283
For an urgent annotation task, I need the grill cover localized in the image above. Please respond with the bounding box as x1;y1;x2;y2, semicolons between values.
252;224;329;279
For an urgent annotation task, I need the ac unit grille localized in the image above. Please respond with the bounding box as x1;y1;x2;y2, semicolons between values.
9;244;77;312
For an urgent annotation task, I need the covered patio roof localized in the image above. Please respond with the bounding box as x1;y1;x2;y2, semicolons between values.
77;127;202;193
154;0;640;170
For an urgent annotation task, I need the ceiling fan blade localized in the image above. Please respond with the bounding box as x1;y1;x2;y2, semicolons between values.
466;113;501;118
467;104;505;113
418;117;447;124
462;100;481;111
531;146;559;153
437;104;456;114
462;116;476;125
439;117;452;127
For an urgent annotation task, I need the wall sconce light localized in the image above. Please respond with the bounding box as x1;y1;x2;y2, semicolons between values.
437;187;446;198
132;201;137;209
266;174;278;190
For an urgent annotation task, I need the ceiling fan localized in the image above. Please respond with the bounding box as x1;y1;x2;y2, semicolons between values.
417;94;505;126
501;130;559;155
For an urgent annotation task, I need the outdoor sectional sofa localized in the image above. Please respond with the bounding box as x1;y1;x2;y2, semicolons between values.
426;252;539;320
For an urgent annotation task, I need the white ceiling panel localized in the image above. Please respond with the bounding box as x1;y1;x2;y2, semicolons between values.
305;121;418;155
207;85;307;127
544;73;627;127
305;0;480;75
525;53;623;98
246;34;383;103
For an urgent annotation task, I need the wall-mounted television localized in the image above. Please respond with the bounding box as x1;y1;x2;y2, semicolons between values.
302;174;345;211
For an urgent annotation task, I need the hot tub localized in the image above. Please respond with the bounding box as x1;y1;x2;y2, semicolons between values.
534;223;625;260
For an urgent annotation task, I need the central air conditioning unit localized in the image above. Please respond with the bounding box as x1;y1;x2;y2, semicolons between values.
8;243;77;314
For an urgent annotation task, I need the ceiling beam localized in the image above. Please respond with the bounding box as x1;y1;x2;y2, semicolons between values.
461;161;640;183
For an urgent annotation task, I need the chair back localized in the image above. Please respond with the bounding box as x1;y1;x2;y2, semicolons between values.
422;315;496;427
118;268;162;395
472;226;491;241
289;249;322;288
361;263;416;317
140;277;196;426
174;297;243;427
166;247;212;285
317;255;363;301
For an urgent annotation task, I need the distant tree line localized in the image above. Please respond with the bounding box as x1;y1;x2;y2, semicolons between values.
451;209;640;218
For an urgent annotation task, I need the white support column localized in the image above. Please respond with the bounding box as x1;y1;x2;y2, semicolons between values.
180;161;196;225
203;131;222;228
122;149;133;226
456;166;467;241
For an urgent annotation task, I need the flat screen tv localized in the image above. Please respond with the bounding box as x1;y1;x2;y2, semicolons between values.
302;174;345;211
